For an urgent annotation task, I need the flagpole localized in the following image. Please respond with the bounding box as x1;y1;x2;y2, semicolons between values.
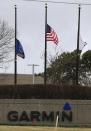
76;5;81;85
44;3;47;87
14;5;17;85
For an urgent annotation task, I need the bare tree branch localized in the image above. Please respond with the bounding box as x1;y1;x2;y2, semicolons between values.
0;20;14;71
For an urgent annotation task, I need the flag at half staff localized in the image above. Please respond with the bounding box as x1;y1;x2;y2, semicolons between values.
16;39;25;59
46;24;59;45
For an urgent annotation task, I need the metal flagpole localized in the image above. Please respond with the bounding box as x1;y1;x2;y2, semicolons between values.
44;3;47;87
14;5;17;85
76;5;81;85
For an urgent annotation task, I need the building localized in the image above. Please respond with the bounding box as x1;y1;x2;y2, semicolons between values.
0;74;44;85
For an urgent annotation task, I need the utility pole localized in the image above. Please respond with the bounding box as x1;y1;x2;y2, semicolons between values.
28;64;39;84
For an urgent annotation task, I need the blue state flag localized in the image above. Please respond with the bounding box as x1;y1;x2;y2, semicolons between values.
16;39;25;59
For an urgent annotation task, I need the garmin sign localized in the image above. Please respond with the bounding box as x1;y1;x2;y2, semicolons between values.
0;99;91;126
7;103;72;123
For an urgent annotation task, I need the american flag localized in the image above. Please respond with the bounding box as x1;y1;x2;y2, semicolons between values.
46;24;59;45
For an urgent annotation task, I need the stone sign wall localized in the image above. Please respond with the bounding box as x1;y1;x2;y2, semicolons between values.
0;99;91;126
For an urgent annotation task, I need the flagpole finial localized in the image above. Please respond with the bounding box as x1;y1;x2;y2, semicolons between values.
45;3;47;7
14;5;17;9
78;4;81;10
78;4;81;8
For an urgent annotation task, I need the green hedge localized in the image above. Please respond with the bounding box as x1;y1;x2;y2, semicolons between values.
0;84;91;99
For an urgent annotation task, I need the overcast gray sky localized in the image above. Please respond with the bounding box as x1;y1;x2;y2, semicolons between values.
0;0;91;74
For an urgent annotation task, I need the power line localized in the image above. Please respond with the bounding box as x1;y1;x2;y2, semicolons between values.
24;0;91;6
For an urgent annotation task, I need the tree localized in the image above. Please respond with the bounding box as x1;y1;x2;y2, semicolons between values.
0;20;14;70
47;50;77;85
80;50;91;86
82;50;91;71
46;50;91;86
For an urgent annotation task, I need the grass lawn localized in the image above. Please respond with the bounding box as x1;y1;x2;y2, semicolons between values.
0;126;91;131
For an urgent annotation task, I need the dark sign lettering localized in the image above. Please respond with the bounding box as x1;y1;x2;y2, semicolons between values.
19;111;30;122
62;110;72;122
30;111;40;122
7;111;18;122
7;110;73;123
42;111;54;122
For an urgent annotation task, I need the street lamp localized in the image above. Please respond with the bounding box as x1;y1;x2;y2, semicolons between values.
28;64;39;84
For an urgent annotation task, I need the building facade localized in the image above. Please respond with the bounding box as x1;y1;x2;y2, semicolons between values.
0;74;44;85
